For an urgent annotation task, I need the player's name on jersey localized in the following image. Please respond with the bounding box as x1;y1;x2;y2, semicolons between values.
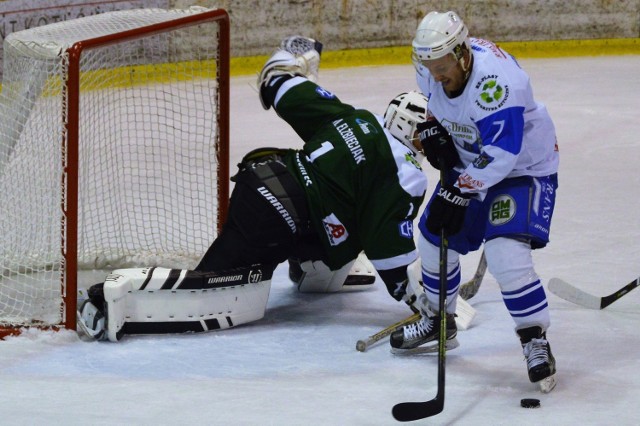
333;118;366;164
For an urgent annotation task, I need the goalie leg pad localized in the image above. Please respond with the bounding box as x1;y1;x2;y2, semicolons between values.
344;252;376;287
291;252;375;293
103;266;272;342
78;298;106;340
293;258;353;293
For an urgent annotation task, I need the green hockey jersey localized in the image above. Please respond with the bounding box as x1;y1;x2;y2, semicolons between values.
275;77;428;271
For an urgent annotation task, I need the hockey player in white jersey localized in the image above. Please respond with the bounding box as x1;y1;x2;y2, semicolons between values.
389;11;559;391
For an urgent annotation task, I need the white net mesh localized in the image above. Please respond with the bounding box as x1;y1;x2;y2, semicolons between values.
0;7;227;327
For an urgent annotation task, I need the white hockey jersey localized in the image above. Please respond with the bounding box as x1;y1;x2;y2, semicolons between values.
416;38;559;199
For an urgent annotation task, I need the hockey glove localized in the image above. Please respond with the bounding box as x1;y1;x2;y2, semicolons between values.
386;278;421;313
381;266;421;313
416;118;460;170
426;184;470;236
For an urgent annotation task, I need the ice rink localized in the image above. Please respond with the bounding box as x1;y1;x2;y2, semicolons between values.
2;55;640;425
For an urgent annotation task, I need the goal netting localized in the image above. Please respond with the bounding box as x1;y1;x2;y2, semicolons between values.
0;7;229;335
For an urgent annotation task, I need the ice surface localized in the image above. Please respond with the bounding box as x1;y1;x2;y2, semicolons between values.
1;56;639;425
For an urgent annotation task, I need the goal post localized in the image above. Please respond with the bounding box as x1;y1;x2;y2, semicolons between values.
0;7;230;338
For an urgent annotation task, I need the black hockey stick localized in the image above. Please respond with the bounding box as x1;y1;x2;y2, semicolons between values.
392;161;450;422
548;276;640;309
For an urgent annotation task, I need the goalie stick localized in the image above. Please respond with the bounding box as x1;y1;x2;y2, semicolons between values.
548;276;639;309
355;312;420;352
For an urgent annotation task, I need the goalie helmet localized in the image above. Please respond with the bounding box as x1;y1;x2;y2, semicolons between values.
412;11;469;62
384;91;428;159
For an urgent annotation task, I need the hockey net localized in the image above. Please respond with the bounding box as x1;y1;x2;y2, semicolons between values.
0;7;230;337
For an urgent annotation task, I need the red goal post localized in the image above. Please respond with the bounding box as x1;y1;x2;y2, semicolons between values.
0;7;230;338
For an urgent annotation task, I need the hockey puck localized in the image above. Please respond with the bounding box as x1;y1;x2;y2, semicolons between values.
520;398;540;408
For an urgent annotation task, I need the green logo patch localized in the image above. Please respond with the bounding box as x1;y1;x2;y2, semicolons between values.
475;75;509;111
480;79;504;104
489;195;516;225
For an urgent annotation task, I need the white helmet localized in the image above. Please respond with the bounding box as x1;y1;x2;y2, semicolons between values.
412;11;469;61
384;91;428;159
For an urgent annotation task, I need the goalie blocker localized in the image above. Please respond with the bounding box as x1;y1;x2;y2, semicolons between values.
79;265;272;342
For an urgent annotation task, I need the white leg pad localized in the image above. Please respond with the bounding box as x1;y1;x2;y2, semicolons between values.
454;296;476;330
103;267;272;342
344;252;376;287
297;259;354;293
296;252;376;293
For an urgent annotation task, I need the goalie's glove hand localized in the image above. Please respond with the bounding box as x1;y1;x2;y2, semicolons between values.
426;184;470;236
380;262;429;313
389;275;430;314
258;36;322;110
416;118;460;170
280;35;323;57
390;279;419;313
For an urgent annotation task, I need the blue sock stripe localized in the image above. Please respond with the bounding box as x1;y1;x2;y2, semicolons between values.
502;279;541;297
423;265;461;297
502;281;547;314
509;300;548;318
448;267;461;295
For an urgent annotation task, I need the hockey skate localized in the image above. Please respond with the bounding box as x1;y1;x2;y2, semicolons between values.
390;313;458;354
518;326;557;393
76;283;107;341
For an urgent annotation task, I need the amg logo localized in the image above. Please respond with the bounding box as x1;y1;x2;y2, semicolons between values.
207;274;243;284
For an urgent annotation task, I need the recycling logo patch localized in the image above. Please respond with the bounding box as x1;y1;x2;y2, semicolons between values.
480;80;504;104
475;75;509;111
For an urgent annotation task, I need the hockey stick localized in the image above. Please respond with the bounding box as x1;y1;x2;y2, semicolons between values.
355;312;420;352
392;161;450;422
548;277;640;309
458;250;487;300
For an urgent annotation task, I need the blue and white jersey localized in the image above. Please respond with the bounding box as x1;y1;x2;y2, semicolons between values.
416;38;559;199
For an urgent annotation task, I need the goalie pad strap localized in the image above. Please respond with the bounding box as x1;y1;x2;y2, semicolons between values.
121;317;230;336
113;266;270;291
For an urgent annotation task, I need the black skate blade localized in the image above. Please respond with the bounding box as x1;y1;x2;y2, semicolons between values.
390;338;459;355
